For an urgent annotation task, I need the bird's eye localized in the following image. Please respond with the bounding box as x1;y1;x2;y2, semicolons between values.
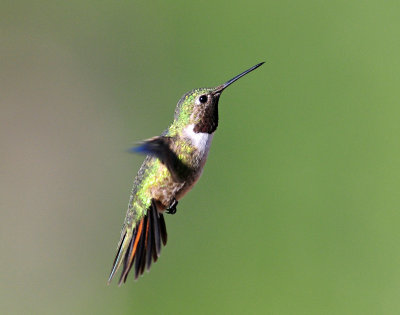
199;95;208;104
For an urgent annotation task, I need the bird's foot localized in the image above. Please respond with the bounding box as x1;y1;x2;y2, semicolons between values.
166;198;178;215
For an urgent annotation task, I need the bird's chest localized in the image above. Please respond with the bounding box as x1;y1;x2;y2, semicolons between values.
152;125;214;206
182;124;214;168
174;125;214;196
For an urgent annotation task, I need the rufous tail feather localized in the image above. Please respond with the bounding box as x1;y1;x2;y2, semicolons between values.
108;200;167;284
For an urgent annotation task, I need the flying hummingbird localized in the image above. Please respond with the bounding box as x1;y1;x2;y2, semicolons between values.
108;62;264;284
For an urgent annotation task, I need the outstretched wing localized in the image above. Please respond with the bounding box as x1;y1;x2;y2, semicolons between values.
132;136;192;183
108;200;167;285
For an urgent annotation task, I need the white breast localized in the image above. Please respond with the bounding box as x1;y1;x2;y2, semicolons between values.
183;124;214;156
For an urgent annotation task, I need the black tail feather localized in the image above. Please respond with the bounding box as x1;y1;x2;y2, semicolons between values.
145;213;153;270
151;200;161;256
159;213;167;246
108;231;126;284
111;200;168;284
133;218;146;280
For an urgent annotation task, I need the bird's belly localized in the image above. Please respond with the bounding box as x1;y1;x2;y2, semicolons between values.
150;163;184;209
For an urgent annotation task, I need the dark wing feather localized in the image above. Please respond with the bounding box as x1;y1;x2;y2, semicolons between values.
132;136;192;183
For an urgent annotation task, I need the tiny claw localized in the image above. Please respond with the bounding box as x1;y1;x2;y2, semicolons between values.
166;198;178;215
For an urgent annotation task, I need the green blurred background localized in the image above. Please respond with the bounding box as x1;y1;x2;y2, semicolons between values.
1;1;400;314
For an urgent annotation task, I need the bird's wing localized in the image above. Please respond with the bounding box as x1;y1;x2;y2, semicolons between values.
132;136;192;183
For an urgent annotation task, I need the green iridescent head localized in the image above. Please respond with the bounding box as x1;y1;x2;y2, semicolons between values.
171;62;265;135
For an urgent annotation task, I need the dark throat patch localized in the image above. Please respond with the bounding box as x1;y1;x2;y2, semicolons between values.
193;104;218;134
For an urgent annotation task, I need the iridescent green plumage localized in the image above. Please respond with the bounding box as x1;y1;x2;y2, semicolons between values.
108;63;264;284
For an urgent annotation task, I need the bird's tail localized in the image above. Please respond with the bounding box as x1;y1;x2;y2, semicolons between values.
108;200;167;284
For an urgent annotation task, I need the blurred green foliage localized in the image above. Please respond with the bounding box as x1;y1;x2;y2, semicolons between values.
1;0;400;314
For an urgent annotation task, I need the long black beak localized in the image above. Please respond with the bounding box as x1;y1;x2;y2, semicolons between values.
213;62;264;94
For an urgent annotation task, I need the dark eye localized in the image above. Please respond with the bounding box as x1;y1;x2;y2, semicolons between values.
199;95;208;104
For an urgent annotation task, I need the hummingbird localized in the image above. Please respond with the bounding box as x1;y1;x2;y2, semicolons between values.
108;62;264;284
